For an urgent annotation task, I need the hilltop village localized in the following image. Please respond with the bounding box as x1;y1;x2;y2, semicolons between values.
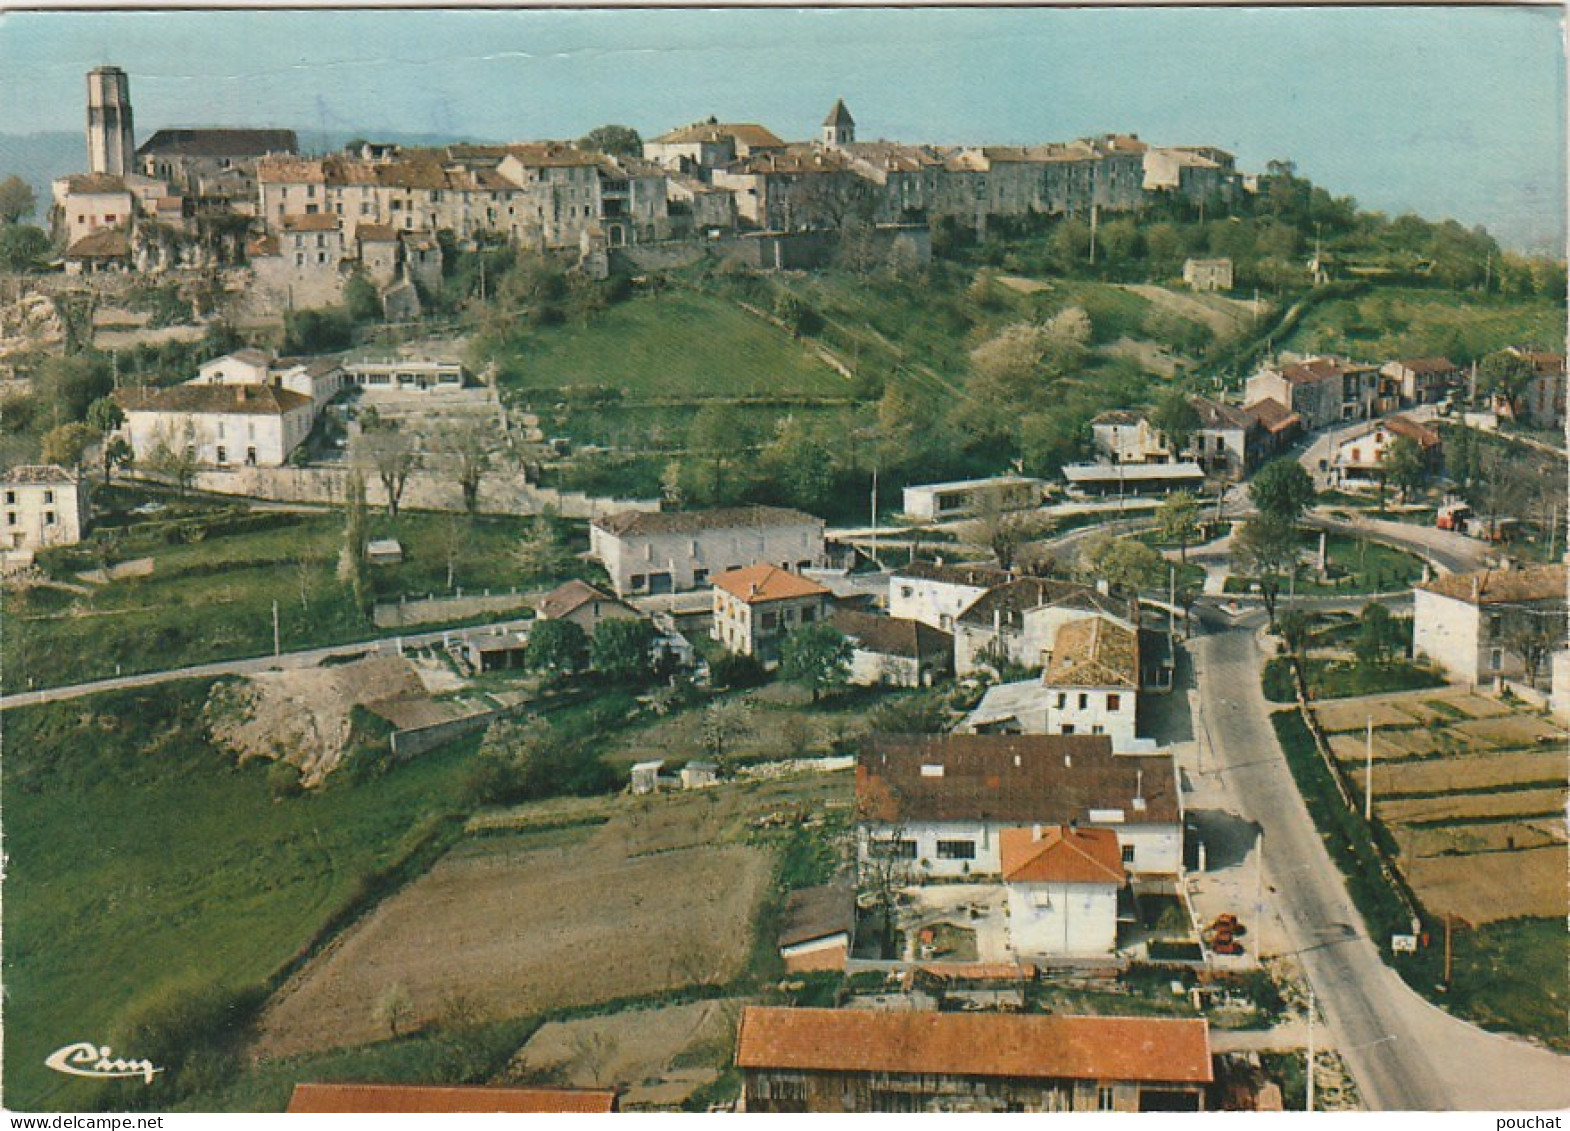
0;64;1566;1116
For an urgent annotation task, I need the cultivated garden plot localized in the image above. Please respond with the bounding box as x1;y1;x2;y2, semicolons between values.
1348;750;1566;798
1309;687;1568;925
251;827;773;1060
250;773;849;1061
1405;847;1568;925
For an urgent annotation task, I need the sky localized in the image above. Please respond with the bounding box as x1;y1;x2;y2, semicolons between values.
0;5;1564;252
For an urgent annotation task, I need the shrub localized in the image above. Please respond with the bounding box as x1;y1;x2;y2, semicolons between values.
709;651;767;690
266;759;303;800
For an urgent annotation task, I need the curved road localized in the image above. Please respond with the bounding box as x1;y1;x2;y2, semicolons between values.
1191;606;1570;1110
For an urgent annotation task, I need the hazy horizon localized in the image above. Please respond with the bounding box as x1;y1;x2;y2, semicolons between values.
1;6;1564;253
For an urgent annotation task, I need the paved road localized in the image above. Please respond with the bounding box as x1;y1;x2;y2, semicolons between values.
1306;509;1494;576
0;618;536;711
1191;609;1570;1110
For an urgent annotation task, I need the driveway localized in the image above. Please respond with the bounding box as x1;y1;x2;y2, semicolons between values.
1189;611;1570;1110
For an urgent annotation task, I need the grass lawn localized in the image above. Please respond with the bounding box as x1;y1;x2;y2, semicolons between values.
1227;531;1426;597
8;509;563;691
1279;286;1567;362
1;679;481;1111
495;290;848;401
1298;657;1446;700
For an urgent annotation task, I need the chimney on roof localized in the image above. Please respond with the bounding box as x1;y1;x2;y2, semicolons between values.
1064;753;1072;768
236;385;247;403
1031;823;1042;840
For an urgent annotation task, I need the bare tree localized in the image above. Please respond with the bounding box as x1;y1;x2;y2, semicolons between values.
374;982;416;1038
431;418;497;514
700;699;751;772
353;419;418;519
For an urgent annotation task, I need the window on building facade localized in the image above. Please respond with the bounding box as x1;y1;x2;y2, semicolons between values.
1060;724;1076;735
1078;693;1089;709
1098;1088;1116;1112
1122;844;1136;865
630;574;646;591
6;512;15;525
42;490;53;504
1107;694;1121;712
44;511;56;525
936;839;976;860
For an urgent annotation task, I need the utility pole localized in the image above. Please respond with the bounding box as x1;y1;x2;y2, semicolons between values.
1364;716;1374;820
1443;913;1454;987
1088;203;1099;266
869;464;879;570
272;599;281;657
1306;984;1316;1113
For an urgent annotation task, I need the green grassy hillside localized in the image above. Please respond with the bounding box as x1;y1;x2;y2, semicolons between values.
1280;287;1565;361
1;680;477;1111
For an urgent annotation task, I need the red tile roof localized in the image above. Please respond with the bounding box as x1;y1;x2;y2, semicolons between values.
1382;414;1441;450
138;128;298;159
734;1007;1212;1084
286;1083;618;1113
1001;825;1125;885
1;464;79;485
714;564;829;604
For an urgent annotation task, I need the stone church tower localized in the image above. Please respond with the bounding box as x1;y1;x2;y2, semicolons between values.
86;65;135;176
822;99;855;148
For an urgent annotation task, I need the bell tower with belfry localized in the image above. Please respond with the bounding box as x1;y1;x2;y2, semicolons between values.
86;65;136;176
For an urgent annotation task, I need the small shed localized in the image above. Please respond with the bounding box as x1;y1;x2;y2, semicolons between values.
367;538;404;566
466;630;529;672
630;759;665;795
681;760;719;789
777;883;857;973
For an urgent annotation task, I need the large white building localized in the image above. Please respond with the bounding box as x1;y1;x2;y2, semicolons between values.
1042;616;1141;748
2;465;88;554
589;505;825;598
1413;563;1567;687
857;734;1183;882
114;383;316;468
888;560;1015;633
901;475;1043;522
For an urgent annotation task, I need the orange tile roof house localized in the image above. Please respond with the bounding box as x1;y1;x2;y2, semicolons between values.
735;1006;1212;1112
286;1083;618;1113
1000;825;1126;954
711;564;833;667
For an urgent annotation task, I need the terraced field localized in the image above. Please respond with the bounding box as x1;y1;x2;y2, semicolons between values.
1311;687;1568;923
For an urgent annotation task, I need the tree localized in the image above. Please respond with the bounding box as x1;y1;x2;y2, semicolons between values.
430;419;494;514
86;396;126;481
337;467;370;611
1477;350;1537;412
352;419;417;519
1382;435;1428;503
36;354;112;423
525;618;588;675
102;436;134;482
1277;608;1312;657
1150;392;1201;459
687;402;747;504
0;224;49;272
1498;609;1559;688
779;621;852;703
1158;490;1202;563
970;494;1051;571
1078;533;1165;594
0;175;35;224
374;983;415;1038
40;421;96;468
590;617;655;683
343;271;381;323
1232;514;1301;627
578;124;643;159
1249;457;1316;525
282;307;354;354
700;699;751;770
514;513;574;583
145;424;199;496
1353;602;1404;667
